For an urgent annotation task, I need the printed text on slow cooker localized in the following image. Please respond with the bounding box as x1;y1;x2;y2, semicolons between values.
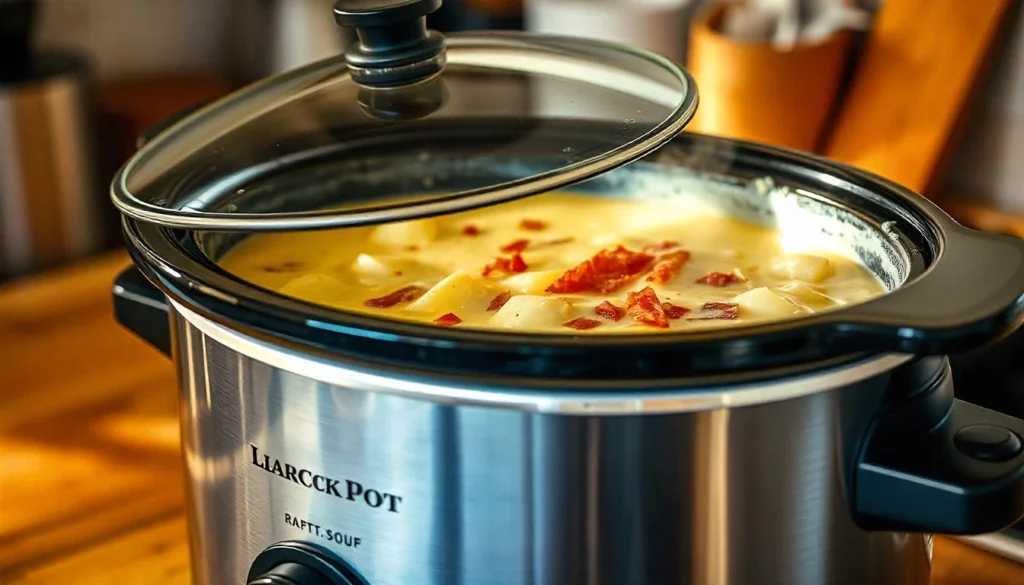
285;512;362;549
250;444;403;513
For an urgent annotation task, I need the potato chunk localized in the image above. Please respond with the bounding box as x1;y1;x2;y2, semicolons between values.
769;254;835;283
352;253;414;276
370;218;439;248
733;287;804;319
500;270;563;295
278;273;346;303
777;281;835;310
490;295;573;329
408;270;494;314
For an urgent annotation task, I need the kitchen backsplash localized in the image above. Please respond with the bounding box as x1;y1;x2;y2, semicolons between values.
34;0;232;79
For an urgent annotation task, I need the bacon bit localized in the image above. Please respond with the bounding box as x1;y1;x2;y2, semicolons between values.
519;219;547;231
563;317;602;330
482;253;528;277
262;261;304;273
364;285;427;308
642;240;680;253
662;302;691;319
594;301;625;321
462;224;481;236
500;239;530;254
546;245;655;294
687;301;740;321
646;250;691;284
510;254;528;273
433;313;463;327
696;271;745;286
487;290;512;312
405;245;420;252
625;286;670;328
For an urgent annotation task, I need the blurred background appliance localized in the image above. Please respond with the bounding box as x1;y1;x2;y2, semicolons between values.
0;0;106;279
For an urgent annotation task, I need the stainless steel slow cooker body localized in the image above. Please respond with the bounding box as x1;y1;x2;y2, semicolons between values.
167;299;926;585
113;133;1024;585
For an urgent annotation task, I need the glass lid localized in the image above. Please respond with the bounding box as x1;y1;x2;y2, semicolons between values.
111;0;698;231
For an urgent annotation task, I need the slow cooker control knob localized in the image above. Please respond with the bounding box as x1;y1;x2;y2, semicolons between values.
247;542;367;585
249;562;336;585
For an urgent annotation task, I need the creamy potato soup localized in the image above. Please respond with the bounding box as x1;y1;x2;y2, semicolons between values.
220;192;886;333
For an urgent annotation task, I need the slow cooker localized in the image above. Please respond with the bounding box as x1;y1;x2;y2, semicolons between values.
110;1;1024;584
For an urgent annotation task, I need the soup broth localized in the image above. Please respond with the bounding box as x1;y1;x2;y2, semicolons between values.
220;192;885;333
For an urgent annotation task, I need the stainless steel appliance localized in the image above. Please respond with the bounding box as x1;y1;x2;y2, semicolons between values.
0;0;106;278
108;1;1024;584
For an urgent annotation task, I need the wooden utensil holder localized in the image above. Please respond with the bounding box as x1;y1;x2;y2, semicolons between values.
687;4;853;152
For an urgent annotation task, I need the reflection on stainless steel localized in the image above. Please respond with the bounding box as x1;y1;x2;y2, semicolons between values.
171;306;931;585
171;300;912;416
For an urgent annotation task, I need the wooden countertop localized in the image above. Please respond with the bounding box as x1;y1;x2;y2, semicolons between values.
1;251;1024;585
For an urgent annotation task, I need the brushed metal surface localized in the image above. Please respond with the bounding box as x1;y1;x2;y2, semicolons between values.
171;309;932;585
169;300;913;415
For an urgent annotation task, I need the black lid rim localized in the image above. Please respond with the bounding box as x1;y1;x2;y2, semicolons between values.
126;231;895;387
120;132;999;381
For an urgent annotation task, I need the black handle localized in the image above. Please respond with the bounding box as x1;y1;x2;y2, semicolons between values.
113;266;171;357
334;0;446;87
853;357;1024;534
834;225;1024;356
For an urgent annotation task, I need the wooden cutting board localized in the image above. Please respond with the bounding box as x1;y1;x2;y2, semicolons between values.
822;0;1014;196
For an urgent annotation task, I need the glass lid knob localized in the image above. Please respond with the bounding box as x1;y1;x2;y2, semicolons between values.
333;0;447;87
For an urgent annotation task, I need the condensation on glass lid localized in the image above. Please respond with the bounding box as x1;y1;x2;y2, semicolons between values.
218;191;887;334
